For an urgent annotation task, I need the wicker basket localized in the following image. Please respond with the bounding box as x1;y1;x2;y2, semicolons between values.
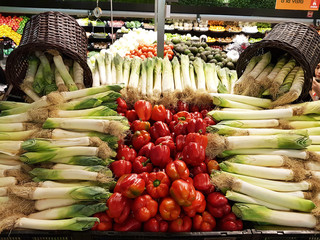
5;11;92;90
236;22;320;101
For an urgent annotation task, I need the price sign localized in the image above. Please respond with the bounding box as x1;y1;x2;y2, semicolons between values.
276;0;320;10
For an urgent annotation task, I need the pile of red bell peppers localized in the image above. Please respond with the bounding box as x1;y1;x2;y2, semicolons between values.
92;98;243;232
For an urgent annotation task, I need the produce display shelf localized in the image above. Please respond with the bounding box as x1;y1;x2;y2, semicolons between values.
2;229;320;240
0;229;252;240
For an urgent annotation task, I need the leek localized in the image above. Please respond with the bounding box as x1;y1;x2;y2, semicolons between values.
22;138;94;151
28;203;107;220
96;52;107;85
128;57;141;88
233;203;316;228
43;118;129;135
146;58;155;96
51;106;117;118
172;57;182;91
0;101;29;110
32;63;45;94
227;155;285;167
211;172;315;212
219;149;308;159
226;191;290;211
220;161;294;180
35;199;79;211
0;177;17;187
20;146;100;164
105;53;113;85
209;93;272;108
212;96;261;110
0;130;37;141
218;119;279;128
50;156;110;166
194;57;206;91
189;64;197;89
205;63;219;93
181;55;191;88
122;57;131;86
217;67;229;93
30;168;112;182
162;56;174;93
208;108;293;121
14;217;99;231
153;57;162;95
114;53;124;84
73;61;85;89
35;51;54;84
223;172;310;192
10;186;111;200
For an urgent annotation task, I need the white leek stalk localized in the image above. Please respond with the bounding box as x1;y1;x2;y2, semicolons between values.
0;187;7;196
220;161;294;180
208;108;293;121
209;93;272;108
226;191;289;211
227;155;285;167
213;96;261;110
233;203;316;228
218;119;279;128
219;149;308;159
211;172;315;212
35;199;79;211
224;172;310;192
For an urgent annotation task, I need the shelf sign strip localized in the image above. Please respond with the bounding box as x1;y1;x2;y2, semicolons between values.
275;0;320;10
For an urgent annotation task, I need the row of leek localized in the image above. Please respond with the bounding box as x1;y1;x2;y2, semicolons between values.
208;94;320;229
234;52;305;106
88;52;238;96
22;50;85;102
0;85;128;232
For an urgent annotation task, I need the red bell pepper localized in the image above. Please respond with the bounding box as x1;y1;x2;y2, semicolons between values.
182;142;205;167
185;176;194;185
138;142;154;158
116;145;137;162
132;156;153;173
185;133;208;149
110;160;132;178
182;191;206;217
193;173;215;195
193;111;203;119
177;100;189;112
150;121;170;140
207;192;231;218
206;159;220;174
170;179;196;207
113;215;142;232
131;120;151;132
193;211;216;232
218;212;243;231
92;212;112;231
114;173;145;198
165;109;173;125
106;192;131;223
139;171;149;183
134;100;152;121
143;214;168;232
175;135;186;152
175;152;183;161
170;121;189;137
201;109;208;118
132;194;158;222
169;216;192;232
159;197;181;221
150;144;171;168
126;110;138;122
151;104;166;122
116;97;128;114
187;118;207;134
190;104;200;113
132;130;151;150
190;162;208;176
146;172;170;199
165;160;190;181
155;136;176;156
173;111;192;123
204;116;216;126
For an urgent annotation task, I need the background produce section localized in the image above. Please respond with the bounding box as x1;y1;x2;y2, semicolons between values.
1;0;320;238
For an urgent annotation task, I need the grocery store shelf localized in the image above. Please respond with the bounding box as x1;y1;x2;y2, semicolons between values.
0;6;314;24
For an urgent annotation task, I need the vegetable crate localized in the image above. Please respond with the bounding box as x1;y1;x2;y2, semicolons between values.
236;22;320;102
5;11;92;92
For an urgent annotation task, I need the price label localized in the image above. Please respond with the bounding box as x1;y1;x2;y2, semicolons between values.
276;0;320;10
